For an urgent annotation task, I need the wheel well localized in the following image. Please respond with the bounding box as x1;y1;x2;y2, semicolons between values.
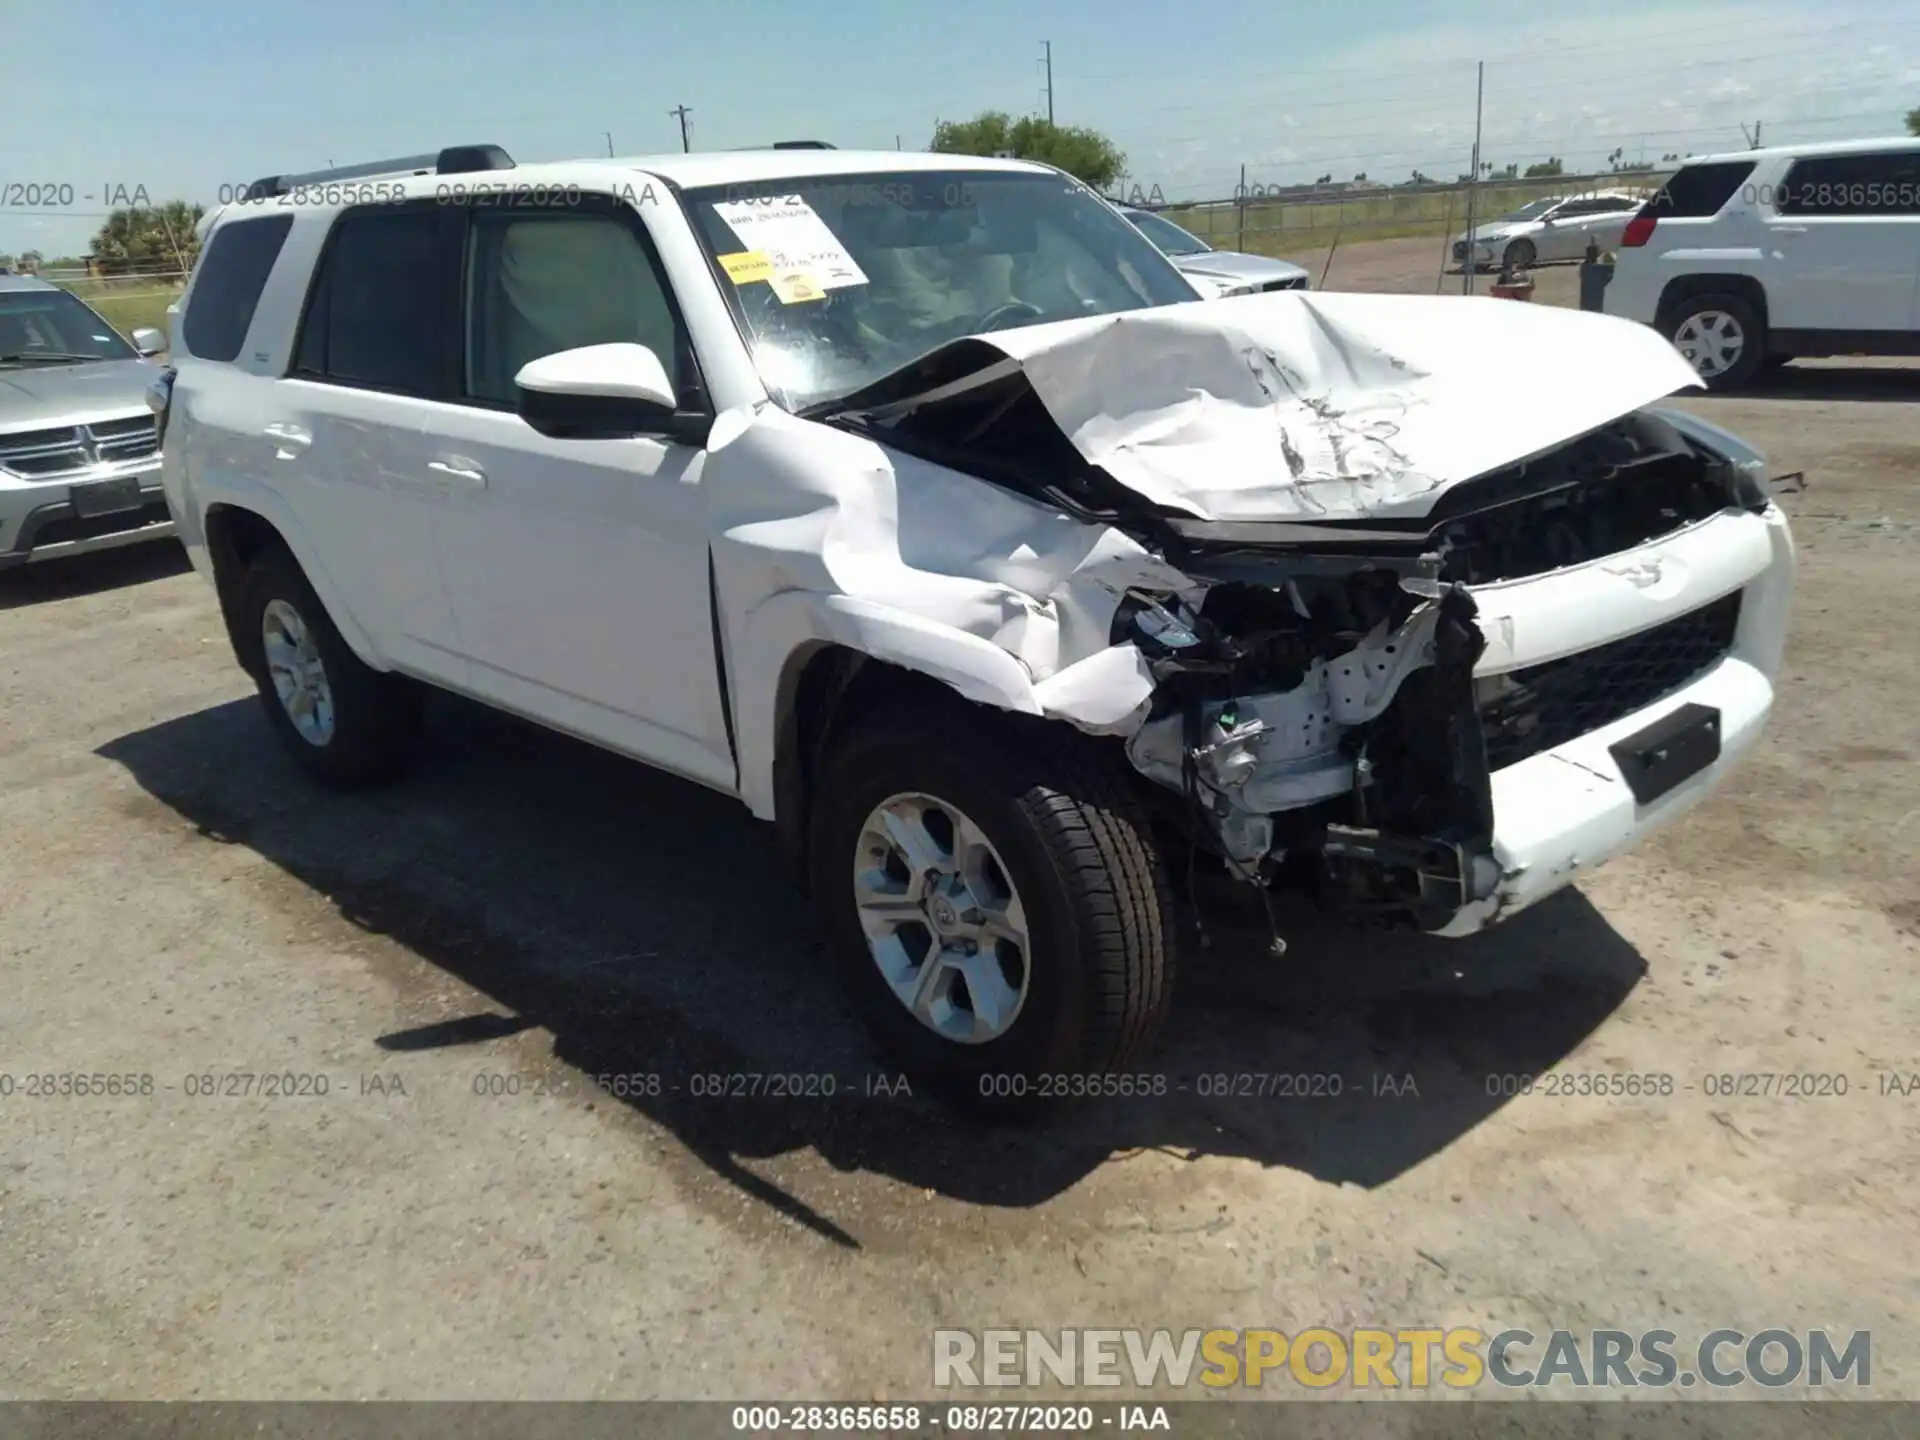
770;646;983;895
1656;274;1769;334
204;505;290;679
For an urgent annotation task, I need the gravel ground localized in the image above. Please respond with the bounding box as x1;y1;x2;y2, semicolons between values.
1;241;1916;1405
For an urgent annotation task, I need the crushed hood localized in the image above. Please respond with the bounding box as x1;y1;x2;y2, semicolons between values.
829;290;1704;524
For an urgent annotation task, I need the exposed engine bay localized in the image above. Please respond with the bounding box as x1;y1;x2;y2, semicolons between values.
844;384;1772;930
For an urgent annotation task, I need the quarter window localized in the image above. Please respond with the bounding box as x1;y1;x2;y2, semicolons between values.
182;214;294;362
1643;162;1756;218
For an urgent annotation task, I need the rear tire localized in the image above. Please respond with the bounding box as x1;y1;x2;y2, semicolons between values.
808;699;1175;1113
234;547;421;789
1665;292;1765;391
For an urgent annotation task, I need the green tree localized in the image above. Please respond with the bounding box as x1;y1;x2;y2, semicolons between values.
929;112;1126;190
1524;157;1564;178
1907;106;1920;135
89;201;205;277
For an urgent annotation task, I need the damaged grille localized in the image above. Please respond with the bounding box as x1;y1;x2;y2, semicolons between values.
1478;592;1742;771
1430;426;1735;586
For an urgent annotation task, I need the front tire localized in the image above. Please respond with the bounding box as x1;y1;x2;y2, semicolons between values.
1666;292;1764;391
808;700;1174;1112
235;547;421;788
1502;237;1536;271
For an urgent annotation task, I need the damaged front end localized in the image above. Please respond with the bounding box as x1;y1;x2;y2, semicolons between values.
1117;545;1496;931
798;291;1777;936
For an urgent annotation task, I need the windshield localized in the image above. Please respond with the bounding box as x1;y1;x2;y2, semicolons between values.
0;288;137;364
682;169;1198;411
1497;198;1560;223
1124;209;1212;257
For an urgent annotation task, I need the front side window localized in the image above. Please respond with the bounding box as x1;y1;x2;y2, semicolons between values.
682;169;1197;411
1502;198;1561;223
294;207;447;395
0;287;137;366
462;208;686;405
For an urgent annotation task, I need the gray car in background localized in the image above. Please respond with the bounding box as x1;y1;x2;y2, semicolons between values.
0;275;173;569
1119;207;1312;295
1451;189;1648;272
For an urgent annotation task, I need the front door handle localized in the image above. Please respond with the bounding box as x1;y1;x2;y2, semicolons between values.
262;422;311;457
427;457;487;489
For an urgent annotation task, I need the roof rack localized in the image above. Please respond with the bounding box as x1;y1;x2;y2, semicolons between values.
242;144;514;201
771;140;836;150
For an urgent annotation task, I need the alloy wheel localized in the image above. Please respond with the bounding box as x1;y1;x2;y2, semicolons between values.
851;792;1032;1045
262;599;336;746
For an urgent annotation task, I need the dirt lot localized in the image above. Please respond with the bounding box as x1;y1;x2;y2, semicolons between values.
2;239;1917;1406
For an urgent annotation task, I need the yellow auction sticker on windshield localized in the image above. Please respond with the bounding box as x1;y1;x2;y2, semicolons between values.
769;270;826;304
718;251;773;284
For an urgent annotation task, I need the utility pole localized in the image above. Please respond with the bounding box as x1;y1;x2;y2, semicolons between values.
668;105;693;153
1462;60;1483;297
1042;41;1054;124
603;131;614;157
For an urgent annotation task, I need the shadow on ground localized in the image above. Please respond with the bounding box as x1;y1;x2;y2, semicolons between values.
1701;362;1920;405
99;691;1645;1237
0;541;191;611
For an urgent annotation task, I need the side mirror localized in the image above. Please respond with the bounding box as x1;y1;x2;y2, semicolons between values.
131;326;166;356
515;343;702;441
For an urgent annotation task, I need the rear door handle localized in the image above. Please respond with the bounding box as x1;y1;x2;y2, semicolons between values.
427;457;487;489
262;422;311;456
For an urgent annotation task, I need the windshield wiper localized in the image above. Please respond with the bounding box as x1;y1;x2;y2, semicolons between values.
0;351;102;364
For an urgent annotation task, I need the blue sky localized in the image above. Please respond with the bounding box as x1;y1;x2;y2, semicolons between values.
4;0;1916;257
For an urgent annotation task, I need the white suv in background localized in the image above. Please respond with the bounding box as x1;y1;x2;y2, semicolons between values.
1605;137;1920;389
151;143;1795;1106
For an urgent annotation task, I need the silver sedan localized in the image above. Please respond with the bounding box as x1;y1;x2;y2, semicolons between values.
1452;190;1648;272
1119;208;1311;295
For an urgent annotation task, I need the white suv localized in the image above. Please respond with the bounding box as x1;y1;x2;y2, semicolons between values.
151;143;1797;1105
1605;137;1920;389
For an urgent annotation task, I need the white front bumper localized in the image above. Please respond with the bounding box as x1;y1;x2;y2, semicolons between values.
1433;503;1795;936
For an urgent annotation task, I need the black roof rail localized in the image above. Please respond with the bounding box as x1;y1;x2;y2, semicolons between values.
240;144;513;201
437;144;515;175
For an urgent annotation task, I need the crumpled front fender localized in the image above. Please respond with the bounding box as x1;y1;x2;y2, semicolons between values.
729;588;1044;821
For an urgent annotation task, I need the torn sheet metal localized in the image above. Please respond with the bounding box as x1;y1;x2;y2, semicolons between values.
849;291;1705;523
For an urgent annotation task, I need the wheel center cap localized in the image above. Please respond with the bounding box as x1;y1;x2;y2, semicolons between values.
927;896;961;935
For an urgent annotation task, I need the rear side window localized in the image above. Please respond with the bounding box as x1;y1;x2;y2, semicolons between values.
1642;162;1756;219
293;206;451;396
182;214;294;361
1776;151;1920;216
